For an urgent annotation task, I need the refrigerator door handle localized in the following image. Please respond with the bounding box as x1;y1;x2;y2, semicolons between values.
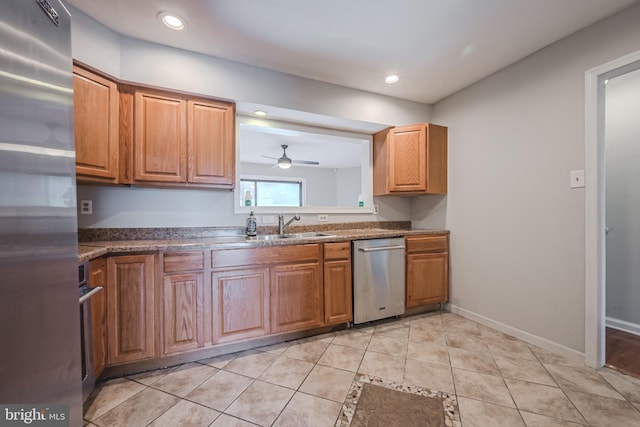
358;245;406;252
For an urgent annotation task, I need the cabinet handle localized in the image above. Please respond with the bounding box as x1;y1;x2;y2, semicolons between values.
358;245;406;252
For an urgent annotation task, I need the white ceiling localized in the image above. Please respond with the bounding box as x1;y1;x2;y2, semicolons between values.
67;0;638;104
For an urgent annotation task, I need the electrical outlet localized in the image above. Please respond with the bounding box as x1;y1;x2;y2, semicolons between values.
570;169;585;188
373;205;379;215
261;215;275;224
80;200;92;215
318;214;329;222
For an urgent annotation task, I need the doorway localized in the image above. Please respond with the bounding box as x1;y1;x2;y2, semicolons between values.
585;50;640;370
603;69;640;378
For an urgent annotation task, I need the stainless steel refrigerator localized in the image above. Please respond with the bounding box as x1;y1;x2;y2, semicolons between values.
0;0;81;424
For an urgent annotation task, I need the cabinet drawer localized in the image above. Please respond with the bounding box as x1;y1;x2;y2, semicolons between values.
163;251;204;272
324;242;351;261
212;244;322;269
406;235;448;253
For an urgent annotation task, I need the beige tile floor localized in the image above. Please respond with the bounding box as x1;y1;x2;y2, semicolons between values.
84;312;640;426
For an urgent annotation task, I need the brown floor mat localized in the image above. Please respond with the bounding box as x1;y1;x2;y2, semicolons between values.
351;383;445;427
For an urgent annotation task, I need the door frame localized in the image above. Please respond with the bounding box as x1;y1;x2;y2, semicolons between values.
584;49;640;368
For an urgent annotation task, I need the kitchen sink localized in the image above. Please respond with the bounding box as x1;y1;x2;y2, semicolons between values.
245;232;335;241
285;232;335;238
245;234;290;241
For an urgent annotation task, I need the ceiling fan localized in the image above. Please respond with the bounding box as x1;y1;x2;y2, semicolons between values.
262;144;320;169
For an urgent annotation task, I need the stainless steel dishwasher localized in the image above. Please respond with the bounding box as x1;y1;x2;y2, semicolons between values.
352;237;406;324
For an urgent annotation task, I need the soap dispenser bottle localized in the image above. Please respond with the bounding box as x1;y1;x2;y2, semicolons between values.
246;211;257;237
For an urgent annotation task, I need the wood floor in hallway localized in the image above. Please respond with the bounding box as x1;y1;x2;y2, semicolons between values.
606;327;640;380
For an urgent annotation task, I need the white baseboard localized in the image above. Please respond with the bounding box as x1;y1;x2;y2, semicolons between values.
606;316;640;336
447;304;585;360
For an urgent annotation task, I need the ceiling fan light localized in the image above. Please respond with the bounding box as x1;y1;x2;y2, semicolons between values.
278;157;292;169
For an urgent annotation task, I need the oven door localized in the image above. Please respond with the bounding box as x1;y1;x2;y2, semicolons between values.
79;285;103;401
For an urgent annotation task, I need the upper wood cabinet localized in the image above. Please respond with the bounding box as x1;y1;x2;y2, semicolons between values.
188;99;235;186
133;90;188;183
373;123;447;195
73;65;119;183
72;61;236;189
128;88;235;189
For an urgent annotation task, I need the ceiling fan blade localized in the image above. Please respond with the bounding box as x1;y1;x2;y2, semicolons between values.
262;155;278;160
292;159;319;165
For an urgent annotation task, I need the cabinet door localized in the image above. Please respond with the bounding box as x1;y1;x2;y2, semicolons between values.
163;273;204;355
89;258;107;378
270;262;323;333
73;66;118;181
134;91;187;183
106;255;155;365
188;99;235;186
211;268;270;343
388;125;427;192
406;252;449;308
324;260;352;325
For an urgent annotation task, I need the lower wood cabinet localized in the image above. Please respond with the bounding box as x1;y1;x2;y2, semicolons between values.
163;273;205;354
406;234;450;308
89;258;107;378
211;267;270;343
100;242;357;370
323;242;353;325
211;244;326;336
270;262;323;333
106;254;155;365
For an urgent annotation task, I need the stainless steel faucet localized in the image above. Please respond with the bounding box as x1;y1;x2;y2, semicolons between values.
278;214;301;235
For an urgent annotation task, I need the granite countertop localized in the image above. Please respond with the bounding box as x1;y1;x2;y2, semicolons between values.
77;223;448;262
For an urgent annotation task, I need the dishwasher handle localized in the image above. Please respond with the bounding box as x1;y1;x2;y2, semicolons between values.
79;286;103;304
358;245;406;253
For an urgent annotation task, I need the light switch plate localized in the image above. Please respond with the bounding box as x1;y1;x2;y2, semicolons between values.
318;214;329;222
570;170;585;188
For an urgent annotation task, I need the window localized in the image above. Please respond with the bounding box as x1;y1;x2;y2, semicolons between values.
240;176;305;207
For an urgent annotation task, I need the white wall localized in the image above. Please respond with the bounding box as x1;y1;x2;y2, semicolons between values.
69;6;120;76
240;163;337;207
76;185;412;228
413;3;640;352
605;69;640;330
68;4;429;228
336;167;362;208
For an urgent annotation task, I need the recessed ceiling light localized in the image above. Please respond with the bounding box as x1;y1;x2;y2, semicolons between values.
158;12;185;30
385;75;399;84
461;44;475;56
254;110;267;116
